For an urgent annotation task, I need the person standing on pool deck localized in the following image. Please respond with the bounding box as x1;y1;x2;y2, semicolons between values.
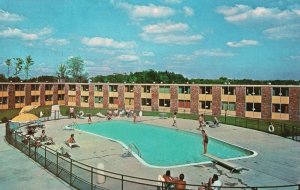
202;130;208;154
172;112;177;127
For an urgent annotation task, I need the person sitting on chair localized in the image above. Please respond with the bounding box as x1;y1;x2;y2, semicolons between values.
40;129;54;145
213;116;219;126
66;134;80;148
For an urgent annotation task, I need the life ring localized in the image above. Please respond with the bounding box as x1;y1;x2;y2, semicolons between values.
79;111;84;116
268;124;275;133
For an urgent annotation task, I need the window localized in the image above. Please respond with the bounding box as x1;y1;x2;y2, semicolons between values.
125;98;134;105
81;96;89;102
82;85;89;91
58;84;64;91
0;84;8;91
0;97;8;104
15;96;25;103
178;86;190;94
125;85;134;92
31;84;39;91
142;98;151;106
222;102;235;111
95;85;103;92
200;101;212;109
45;95;52;101
159;99;170;107
178;100;190;108
272;87;289;96
69;85;76;91
109;97;118;104
246;103;261;112
109;85;118;92
159;86;170;93
246;87;261;96
69;95;76;102
272;104;289;113
199;86;212;94
95;96;103;103
15;84;25;91
58;94;64;101
45;84;53;91
31;96;39;102
223;87;235;95
142;86;150;93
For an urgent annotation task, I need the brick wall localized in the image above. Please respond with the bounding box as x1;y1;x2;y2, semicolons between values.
261;86;272;119
64;84;69;105
89;84;94;108
170;85;178;112
8;84;15;109
289;87;300;121
236;86;245;117
103;85;109;109
118;85;125;109
40;84;45;106
25;84;31;105
151;85;159;111
53;84;58;104
212;86;221;116
76;84;81;107
134;85;141;111
190;85;199;114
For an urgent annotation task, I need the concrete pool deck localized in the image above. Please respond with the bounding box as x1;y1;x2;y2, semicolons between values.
1;116;300;189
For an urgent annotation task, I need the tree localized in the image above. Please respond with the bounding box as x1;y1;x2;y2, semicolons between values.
24;56;34;79
56;63;67;80
13;58;23;77
5;59;12;78
66;57;88;82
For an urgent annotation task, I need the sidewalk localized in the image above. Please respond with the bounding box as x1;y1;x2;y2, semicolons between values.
0;124;73;190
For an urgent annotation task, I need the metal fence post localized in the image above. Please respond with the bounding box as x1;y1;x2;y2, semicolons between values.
245;118;248;128
91;167;93;190
28;139;31;157
35;146;37;161
45;146;47;168
121;175;124;190
56;152;59;176
14;131;17;147
70;159;73;185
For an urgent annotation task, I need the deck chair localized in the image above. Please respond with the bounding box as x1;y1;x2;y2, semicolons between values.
96;112;106;118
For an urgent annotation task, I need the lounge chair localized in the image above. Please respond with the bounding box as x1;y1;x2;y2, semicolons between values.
65;141;80;148
96;112;106;118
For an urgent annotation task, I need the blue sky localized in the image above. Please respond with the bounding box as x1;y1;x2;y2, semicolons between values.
0;0;299;80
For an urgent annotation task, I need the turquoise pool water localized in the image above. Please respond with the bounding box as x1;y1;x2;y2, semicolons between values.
78;120;254;167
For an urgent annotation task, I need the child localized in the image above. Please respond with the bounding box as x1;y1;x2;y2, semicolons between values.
172;112;177;127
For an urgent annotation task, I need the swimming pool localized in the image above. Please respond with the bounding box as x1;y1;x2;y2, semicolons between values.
78;120;255;167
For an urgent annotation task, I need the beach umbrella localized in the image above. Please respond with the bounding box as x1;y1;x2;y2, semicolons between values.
11;113;39;123
19;105;38;114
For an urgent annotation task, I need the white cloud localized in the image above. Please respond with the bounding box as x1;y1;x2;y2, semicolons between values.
140;33;203;45
45;38;69;46
263;24;300;39
169;54;192;62
118;3;175;19
0;9;24;22
140;22;202;45
0;27;38;40
165;0;182;4
141;51;155;56
289;55;300;61
116;54;139;62
38;27;52;35
183;6;194;16
194;49;235;57
227;39;259;47
81;37;136;49
142;22;188;33
217;4;299;23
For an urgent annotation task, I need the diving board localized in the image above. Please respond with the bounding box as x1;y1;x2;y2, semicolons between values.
205;153;243;173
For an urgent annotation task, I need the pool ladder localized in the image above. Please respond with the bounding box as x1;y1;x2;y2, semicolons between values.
128;143;142;158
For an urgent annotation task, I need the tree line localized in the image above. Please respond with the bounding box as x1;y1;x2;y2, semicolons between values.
1;56;299;85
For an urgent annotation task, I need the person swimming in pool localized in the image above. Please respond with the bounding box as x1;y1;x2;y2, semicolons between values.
202;130;208;154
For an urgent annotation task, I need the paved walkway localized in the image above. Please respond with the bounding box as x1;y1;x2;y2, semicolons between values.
2;116;300;189
0;124;74;190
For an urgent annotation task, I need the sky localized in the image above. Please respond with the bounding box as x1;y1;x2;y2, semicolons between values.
0;0;300;80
